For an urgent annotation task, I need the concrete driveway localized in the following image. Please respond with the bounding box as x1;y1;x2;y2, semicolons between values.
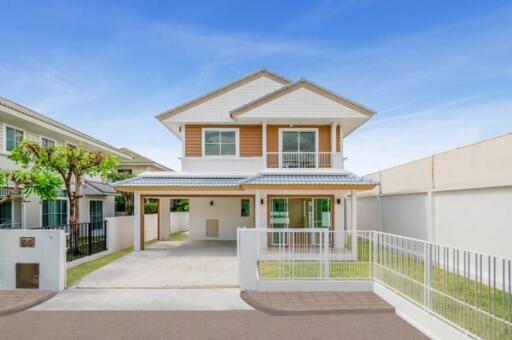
74;240;238;288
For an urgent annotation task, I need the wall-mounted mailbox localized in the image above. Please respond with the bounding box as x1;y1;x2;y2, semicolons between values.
16;263;40;289
19;237;36;248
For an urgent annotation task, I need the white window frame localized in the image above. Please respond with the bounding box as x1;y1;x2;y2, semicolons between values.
278;128;319;167
40;136;56;148
202;128;239;158
3;124;25;153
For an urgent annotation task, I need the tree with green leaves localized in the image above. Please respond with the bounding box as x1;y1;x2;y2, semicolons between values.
9;141;120;226
0;168;63;205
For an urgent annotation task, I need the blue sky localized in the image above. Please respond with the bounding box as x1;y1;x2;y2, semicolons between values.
1;0;511;174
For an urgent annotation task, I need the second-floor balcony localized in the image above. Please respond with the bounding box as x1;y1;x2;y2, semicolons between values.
266;152;342;169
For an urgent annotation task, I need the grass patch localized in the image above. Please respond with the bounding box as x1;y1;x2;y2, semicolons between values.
170;231;189;241
66;247;132;286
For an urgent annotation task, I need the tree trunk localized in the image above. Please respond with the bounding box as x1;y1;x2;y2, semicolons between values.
71;173;82;254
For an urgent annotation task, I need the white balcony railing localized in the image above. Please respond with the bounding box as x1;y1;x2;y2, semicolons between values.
266;152;338;169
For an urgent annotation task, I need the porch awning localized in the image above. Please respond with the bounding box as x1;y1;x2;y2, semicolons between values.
239;174;377;190
113;173;377;191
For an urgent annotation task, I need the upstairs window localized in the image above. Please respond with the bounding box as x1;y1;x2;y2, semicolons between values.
5;126;23;151
41;137;55;148
203;129;237;157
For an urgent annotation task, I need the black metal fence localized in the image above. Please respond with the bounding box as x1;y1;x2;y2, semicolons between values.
43;221;107;262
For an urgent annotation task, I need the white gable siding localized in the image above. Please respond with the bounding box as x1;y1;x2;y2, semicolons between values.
238;87;368;119
168;76;284;122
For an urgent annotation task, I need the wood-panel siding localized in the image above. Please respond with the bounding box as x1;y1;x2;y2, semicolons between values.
185;124;340;157
185;125;262;157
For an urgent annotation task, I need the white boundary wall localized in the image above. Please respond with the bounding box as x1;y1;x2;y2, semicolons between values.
0;229;66;292
359;133;512;258
105;212;185;251
170;212;189;233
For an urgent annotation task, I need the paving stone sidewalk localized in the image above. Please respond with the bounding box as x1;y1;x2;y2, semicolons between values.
0;290;55;316
241;291;395;315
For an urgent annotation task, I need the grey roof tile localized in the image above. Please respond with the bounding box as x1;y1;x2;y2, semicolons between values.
113;173;377;188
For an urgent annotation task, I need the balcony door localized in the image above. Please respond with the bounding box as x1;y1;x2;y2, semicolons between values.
280;129;317;168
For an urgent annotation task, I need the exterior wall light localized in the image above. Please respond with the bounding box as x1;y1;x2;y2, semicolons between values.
336;198;341;205
210;201;214;206
260;198;264;205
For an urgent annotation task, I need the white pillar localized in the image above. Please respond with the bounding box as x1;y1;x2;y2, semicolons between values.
350;190;358;259
255;190;262;228
262;122;267;168
351;190;358;231
133;192;141;251
159;198;171;240
330;123;337;168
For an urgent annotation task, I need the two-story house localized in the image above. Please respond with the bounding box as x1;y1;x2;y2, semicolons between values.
0;97;132;229
114;69;378;250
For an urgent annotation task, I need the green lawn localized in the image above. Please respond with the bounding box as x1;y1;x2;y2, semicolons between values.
170;231;189;241
258;239;512;339
66;247;132;286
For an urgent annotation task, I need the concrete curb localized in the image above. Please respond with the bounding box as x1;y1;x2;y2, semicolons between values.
0;291;56;317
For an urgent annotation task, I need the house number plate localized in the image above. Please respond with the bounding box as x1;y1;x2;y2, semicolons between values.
19;237;36;248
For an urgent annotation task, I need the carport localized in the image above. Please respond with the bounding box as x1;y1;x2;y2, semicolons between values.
136;193;255;251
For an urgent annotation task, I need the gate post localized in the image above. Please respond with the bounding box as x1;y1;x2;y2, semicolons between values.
238;228;258;291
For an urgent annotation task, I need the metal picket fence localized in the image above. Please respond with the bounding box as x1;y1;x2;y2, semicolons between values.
241;228;511;339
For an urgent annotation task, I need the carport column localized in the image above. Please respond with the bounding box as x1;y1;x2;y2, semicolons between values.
255;190;262;228
351;190;358;259
159;198;171;240
134;192;142;251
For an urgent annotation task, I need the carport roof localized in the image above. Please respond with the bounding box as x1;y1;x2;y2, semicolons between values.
113;173;377;191
113;176;247;188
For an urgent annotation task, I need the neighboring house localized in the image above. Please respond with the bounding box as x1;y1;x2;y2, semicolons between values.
0;96;132;228
357;132;512;258
114;69;378;250
117;147;172;175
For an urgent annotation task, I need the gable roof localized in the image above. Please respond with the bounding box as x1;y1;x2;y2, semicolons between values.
155;69;291;121
118;147;172;171
0;96;131;159
230;79;376;118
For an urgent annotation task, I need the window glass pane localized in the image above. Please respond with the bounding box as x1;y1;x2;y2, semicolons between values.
282;132;298;152
241;199;250;217
205;143;220;156
299;132;315;152
220;143;236;156
0;201;12;225
42;138;55;148
220;131;235;143
204;131;220;143
313;198;331;228
6;127;23;151
42;199;67;227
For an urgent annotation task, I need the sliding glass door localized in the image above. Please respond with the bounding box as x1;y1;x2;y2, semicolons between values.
269;197;332;245
270;198;288;244
281;130;317;168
